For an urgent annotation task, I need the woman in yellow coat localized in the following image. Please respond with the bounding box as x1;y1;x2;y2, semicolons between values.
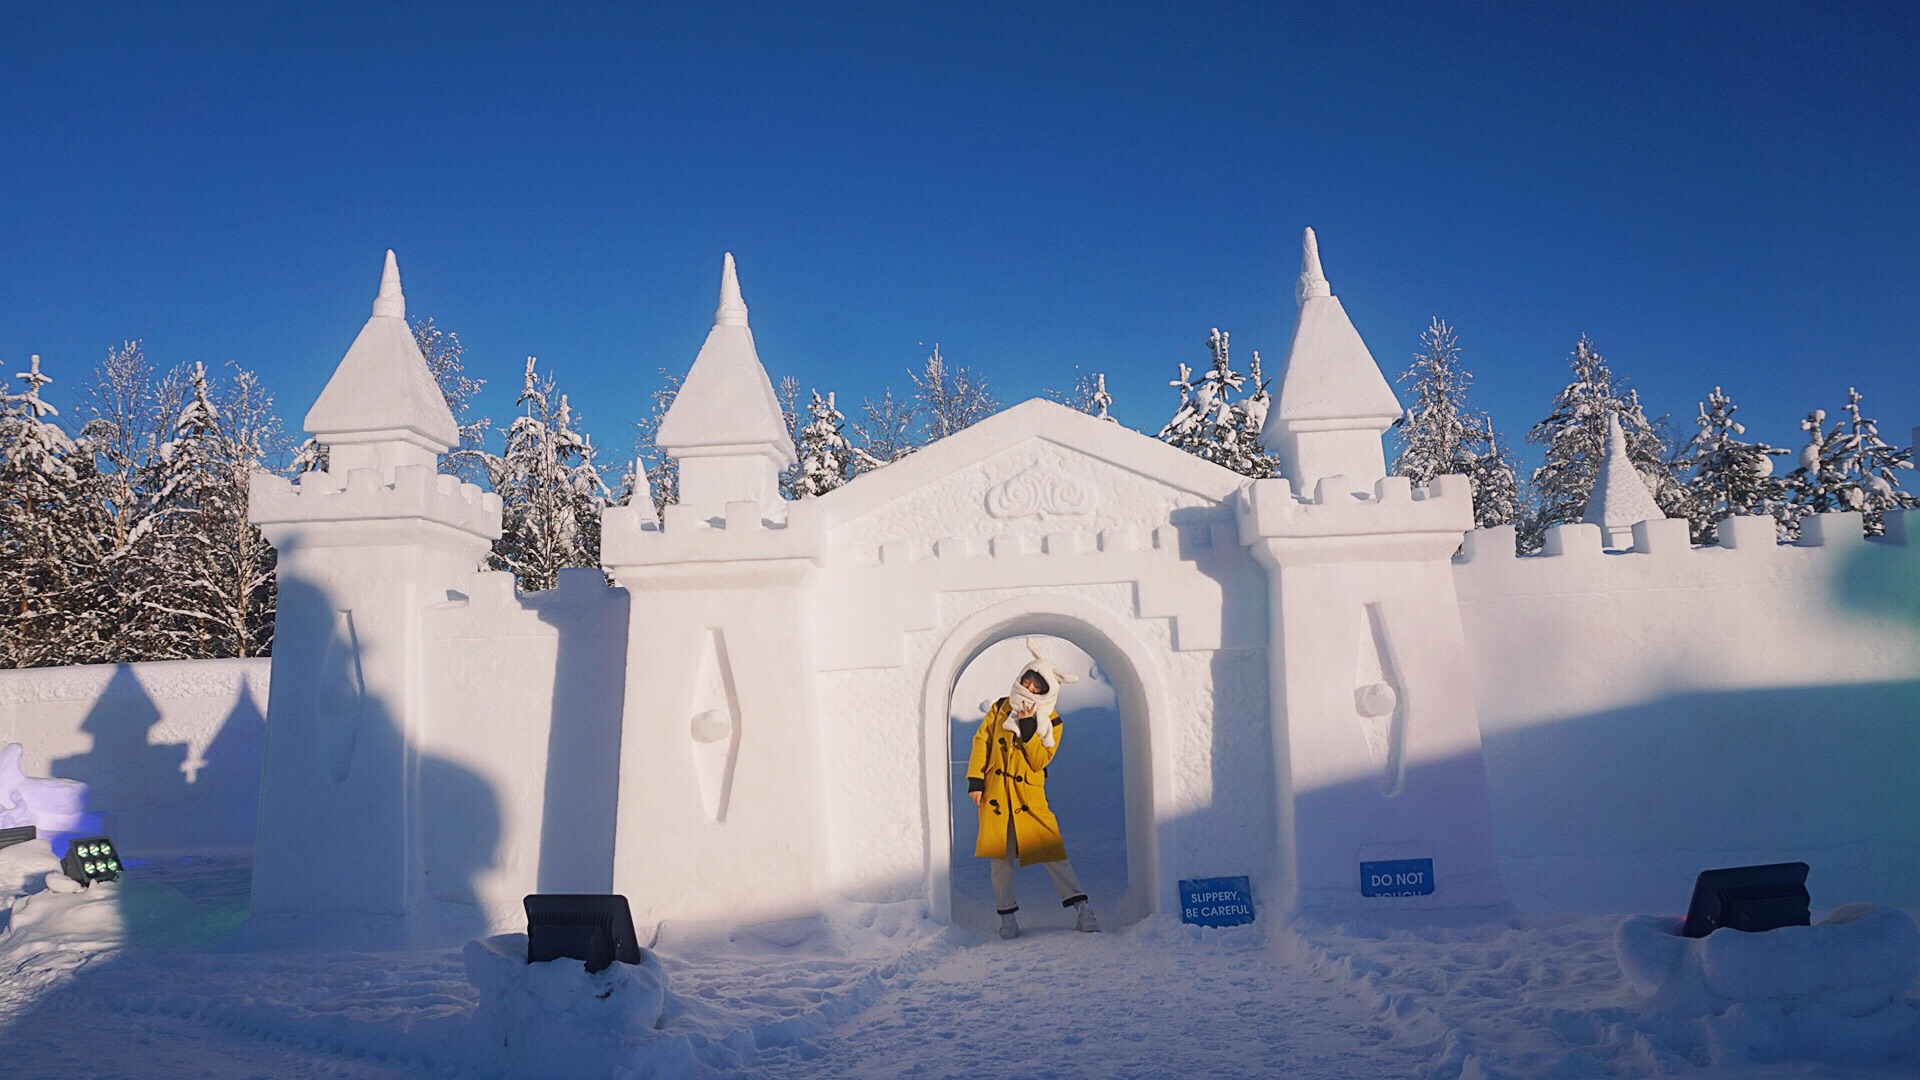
966;640;1100;939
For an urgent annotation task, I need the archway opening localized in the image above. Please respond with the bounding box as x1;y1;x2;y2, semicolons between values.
946;635;1130;932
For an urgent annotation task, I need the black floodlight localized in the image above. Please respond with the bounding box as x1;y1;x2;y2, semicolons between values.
61;836;123;886
1682;861;1810;938
524;894;642;973
0;825;36;852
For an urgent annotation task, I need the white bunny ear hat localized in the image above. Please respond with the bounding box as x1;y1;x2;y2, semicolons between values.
1006;638;1081;747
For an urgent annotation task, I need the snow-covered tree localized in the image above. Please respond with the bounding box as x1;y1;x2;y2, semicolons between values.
1391;319;1518;527
0;354;81;668
1046;370;1117;421
1159;328;1279;478
412;317;491;487
487;357;610;591
1523;335;1682;550
67;342;175;663
851;388;919;473
790;390;858;498
142;362;245;659
629;370;682;515
1677;387;1789;542
1783;388;1916;536
911;345;998;442
1462;417;1522;531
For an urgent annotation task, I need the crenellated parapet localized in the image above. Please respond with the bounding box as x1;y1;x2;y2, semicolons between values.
249;463;501;547
1454;510;1914;602
600;497;825;573
1236;472;1475;560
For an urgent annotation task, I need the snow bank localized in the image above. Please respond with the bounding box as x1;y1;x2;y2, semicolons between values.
1617;906;1920;1065
0;836;84;900
463;933;681;1077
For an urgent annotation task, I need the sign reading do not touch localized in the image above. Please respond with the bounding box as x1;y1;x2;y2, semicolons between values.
1360;858;1435;897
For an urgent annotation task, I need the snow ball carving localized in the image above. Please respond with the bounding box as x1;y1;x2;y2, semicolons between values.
1354;682;1397;718
984;464;1098;519
690;709;731;744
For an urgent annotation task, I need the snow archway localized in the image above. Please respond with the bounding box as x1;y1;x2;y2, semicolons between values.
920;594;1174;926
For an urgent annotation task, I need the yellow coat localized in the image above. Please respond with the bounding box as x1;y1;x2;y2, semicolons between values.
966;698;1067;865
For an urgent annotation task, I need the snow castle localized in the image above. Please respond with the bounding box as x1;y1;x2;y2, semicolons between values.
211;236;1920;941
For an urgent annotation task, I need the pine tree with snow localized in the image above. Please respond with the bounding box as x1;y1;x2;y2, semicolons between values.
141;362;244;659
1392;319;1475;483
1677;387;1789;543
1523;335;1682;550
1462;417;1522;531
1390;319;1519;528
0;354;82;668
790;390;858;498
486;357;611;591
1159;329;1280;478
1783;388;1916;536
629;369;682;515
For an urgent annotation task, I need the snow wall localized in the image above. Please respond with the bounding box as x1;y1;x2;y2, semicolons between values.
0;658;269;852
7;509;1918;924
1456;512;1920;915
0;563;627;897
418;568;629;916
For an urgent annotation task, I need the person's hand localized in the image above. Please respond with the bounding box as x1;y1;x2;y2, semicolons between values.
1012;699;1036;720
970;791;983;808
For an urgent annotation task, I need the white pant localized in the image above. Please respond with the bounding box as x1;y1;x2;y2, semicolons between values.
988;816;1086;914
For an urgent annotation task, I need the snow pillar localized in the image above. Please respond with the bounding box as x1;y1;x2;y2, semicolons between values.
1241;229;1506;914
600;255;828;928
248;252;502;939
601;506;829;927
1240;475;1505;913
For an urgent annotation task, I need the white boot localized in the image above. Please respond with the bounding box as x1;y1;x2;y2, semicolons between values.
1073;900;1100;933
999;913;1020;940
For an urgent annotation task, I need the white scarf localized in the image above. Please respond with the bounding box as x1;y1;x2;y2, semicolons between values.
1002;638;1080;748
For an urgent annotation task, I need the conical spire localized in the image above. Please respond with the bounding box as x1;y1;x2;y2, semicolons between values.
372;250;404;318
303;251;459;473
1296;227;1331;304
715;252;749;327
1260;228;1403;489
1582;413;1667;548
656;254;797;521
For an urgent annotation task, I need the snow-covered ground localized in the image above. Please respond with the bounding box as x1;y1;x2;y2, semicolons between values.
3;841;1916;1079
3;647;1916;1078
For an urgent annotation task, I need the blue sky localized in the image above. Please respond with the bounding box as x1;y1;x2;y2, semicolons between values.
3;2;1916;472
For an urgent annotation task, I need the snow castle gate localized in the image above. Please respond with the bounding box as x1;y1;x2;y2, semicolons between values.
249;236;1510;940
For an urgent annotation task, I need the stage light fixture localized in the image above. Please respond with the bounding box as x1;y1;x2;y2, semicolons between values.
0;825;35;852
60;836;123;886
1682;861;1810;938
524;894;643;973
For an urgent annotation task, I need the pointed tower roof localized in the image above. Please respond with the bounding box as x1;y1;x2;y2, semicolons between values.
655;253;796;465
1264;228;1402;429
1582;413;1666;545
303;251;459;452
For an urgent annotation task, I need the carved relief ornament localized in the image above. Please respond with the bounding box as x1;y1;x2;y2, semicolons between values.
984;464;1098;519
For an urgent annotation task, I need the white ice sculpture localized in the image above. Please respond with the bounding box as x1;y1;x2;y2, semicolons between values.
0;743;88;834
1582;413;1668;550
